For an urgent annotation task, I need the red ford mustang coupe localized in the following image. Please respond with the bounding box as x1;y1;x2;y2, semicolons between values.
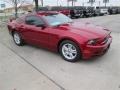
7;11;112;62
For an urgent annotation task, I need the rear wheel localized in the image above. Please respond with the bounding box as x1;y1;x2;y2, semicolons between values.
13;32;24;46
59;40;81;62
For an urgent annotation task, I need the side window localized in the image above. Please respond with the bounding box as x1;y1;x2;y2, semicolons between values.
25;16;44;26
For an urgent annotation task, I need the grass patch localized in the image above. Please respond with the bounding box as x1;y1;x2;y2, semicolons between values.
0;16;10;22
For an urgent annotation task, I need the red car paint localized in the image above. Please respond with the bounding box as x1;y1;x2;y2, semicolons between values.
7;12;112;59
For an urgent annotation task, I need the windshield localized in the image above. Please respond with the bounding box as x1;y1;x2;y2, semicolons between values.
42;13;73;26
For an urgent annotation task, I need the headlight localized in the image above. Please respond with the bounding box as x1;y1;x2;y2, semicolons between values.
87;39;97;45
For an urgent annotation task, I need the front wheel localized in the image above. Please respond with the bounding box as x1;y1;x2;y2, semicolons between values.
59;40;81;62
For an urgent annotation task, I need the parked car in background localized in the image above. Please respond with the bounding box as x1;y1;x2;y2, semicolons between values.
51;6;70;16
86;7;95;17
82;7;95;18
37;6;70;16
7;11;112;62
94;7;108;16
108;7;118;15
37;7;48;11
117;7;120;14
69;6;84;18
35;6;120;19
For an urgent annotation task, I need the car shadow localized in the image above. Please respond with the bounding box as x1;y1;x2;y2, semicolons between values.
24;43;109;63
12;42;111;64
26;43;59;55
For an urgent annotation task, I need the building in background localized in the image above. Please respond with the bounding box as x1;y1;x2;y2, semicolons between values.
4;4;34;14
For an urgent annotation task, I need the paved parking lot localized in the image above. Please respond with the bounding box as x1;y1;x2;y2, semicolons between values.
0;14;120;90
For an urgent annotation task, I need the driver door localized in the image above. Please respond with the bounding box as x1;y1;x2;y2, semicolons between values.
21;15;49;48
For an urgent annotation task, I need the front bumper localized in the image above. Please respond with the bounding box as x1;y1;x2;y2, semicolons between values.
82;37;112;59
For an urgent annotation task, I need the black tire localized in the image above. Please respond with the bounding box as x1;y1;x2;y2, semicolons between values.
75;16;80;18
59;40;81;62
13;31;24;46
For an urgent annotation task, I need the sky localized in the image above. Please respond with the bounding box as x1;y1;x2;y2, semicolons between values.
0;0;120;9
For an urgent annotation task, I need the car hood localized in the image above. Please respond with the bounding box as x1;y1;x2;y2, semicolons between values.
58;22;110;40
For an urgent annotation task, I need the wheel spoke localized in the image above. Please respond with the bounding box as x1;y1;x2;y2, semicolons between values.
68;44;72;49
71;49;77;54
69;53;74;58
63;45;69;51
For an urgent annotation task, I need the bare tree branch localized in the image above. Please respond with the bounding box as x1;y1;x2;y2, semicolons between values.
3;0;15;6
18;0;28;9
3;0;32;18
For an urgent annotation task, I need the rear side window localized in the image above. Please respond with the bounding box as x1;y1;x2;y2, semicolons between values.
25;16;44;25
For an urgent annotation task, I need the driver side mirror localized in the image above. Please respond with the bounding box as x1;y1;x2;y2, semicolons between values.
26;20;34;25
35;24;46;29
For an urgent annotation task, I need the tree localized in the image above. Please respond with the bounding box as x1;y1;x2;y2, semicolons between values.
88;0;95;6
34;0;43;12
41;0;43;6
67;0;76;6
34;0;39;11
4;0;30;18
103;0;109;7
72;0;74;6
